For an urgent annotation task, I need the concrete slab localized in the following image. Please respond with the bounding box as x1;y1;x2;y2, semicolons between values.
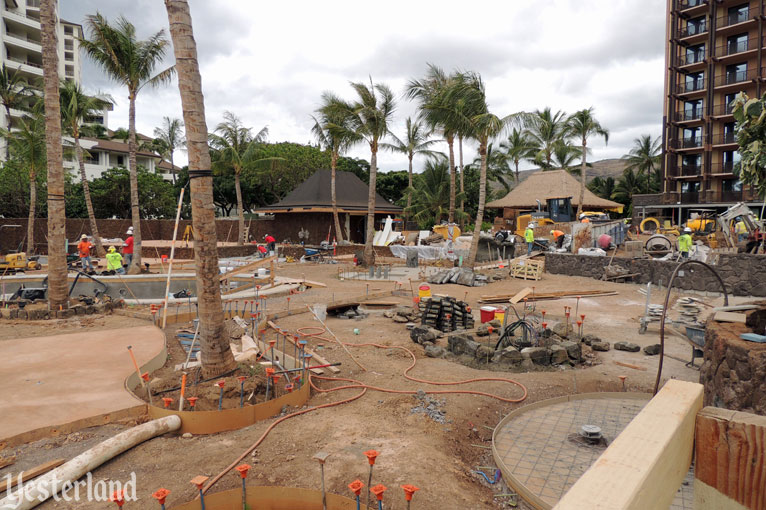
0;325;164;441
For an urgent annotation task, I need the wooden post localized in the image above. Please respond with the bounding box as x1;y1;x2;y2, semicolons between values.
553;380;703;510
161;187;185;329
695;407;766;509
269;259;275;287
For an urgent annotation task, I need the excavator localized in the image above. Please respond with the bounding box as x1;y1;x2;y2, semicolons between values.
716;202;764;250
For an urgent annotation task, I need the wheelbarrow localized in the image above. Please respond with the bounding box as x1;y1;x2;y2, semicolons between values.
683;326;705;368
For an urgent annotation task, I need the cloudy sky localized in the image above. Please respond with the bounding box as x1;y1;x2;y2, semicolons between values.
61;0;666;173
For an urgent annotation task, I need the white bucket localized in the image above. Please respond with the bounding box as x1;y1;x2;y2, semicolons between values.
257;267;267;277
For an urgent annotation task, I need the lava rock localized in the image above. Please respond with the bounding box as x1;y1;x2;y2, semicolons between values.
591;341;611;352
425;345;446;358
476;325;490;337
521;347;550;366
464;340;481;357
549;344;569;365
475;345;494;362
561;341;582;361
393;315;409;323
643;344;661;356
582;334;600;346
410;326;437;345
615;341;640;353
488;319;502;328
447;333;473;354
495;346;522;365
551;323;569;339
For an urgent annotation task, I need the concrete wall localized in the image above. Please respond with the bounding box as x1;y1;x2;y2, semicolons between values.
544;252;766;297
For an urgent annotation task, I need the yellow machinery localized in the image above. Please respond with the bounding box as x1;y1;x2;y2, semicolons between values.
639;217;680;236
432;223;461;241
0;252;41;274
514;214;554;236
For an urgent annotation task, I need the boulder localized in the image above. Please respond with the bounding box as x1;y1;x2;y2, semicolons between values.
447;333;472;354
383;310;394;318
549;344;569;365
551;323;569;339
496;346;522;365
521;347;550;366
393;315;409;323
581;334;600;346
520;358;535;370
425;345;446;358
464;340;481;357
475;345;494;362
643;344;661;356
476;325;490;337
488;319;502;328
591;341;610;352
561;341;582;361
614;341;640;353
410;326;437;345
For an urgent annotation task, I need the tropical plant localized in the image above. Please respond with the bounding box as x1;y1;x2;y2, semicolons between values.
404;157;453;228
153;116;185;184
612;168;646;216
40;0;69;308
87;166;177;219
499;128;534;182
0;64;32;158
324;79;396;264
566;108;609;216
381;117;437;225
312;93;357;242
81;13;175;272
163;0;235;376
60;80;110;257
588;176;616;201
525;108;568;169
551;140;583;172
467;142;513;193
623;134;662;195
209;111;268;244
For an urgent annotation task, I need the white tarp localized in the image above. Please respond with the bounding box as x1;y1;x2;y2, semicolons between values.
389;242;470;261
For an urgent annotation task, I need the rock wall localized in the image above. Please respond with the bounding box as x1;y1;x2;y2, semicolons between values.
700;311;766;415
544;253;766;297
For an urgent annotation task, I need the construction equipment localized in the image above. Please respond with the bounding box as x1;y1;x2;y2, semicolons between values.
639;217;680;236
716;202;764;248
0;252;41;274
513;197;573;236
685;209;717;235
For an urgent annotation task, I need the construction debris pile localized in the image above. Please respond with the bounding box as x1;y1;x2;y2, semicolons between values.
427;268;488;287
410;390;448;424
419;296;475;332
383;306;420;323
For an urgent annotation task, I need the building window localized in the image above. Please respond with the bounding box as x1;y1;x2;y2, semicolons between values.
85;151;99;165
725;62;747;84
685;16;706;36
726;33;748;55
684;99;703;119
64;52;73;62
722;150;741;172
64;26;73;35
64;40;73;51
117;155;124;166
685;44;705;64
722;122;736;144
684;72;704;92
727;4;749;25
682;154;701;175
722;179;742;192
682;127;702;147
65;65;74;77
681;181;700;193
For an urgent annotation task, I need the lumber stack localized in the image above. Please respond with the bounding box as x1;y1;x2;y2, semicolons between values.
510;258;544;280
479;289;617;304
419;296;474;332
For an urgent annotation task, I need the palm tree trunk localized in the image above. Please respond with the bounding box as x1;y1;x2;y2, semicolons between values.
170;150;176;185
406;154;413;228
363;143;378;265
447;135;455;224
5;104;11;160
27;168;35;254
234;168;245;244
466;141;488;268
75;134;105;257
459;134;464;205
577;138;586;217
40;0;68;310
127;92;142;272
331;150;343;243
515;160;520;182
164;0;235;378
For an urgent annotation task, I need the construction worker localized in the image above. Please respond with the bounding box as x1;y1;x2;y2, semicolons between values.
550;229;565;249
678;227;693;258
77;234;94;272
579;214;590;224
106;246;125;274
735;218;748;242
122;227;134;268
264;233;276;254
525;223;536;256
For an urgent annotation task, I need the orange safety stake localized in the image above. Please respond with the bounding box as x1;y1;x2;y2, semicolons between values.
216;380;226;411
237;375;248;408
401;484;420;509
178;373;187;412
110;489;125;507
370;484;387;509
235;464;251;508
190;476;209;509
152;488;170;509
348;479;364;507
364;450;379;510
187;396;198;411
161;397;173;409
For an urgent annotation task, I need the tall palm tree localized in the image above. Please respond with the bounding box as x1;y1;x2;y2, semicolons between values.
40;0;68;309
551;140;584;172
0;64;31;159
312;94;357;243
525;108;568;169
60;80;110;257
566;108;609;216
165;0;237;378
163;0;235;377
624;134;661;193
327;79;395;264
612;168;645;216
209;111;268;245
447;72;517;267
405;157;451;228
588;176;616;201
1;106;45;255
407;64;464;223
381;117;437;226
500;128;534;182
153;116;185;184
81;13;175;273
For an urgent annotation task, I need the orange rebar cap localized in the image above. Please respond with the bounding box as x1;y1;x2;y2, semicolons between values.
161;398;173;408
187;397;198;407
370;484;387;501
152;488;170;505
401;484;420;501
141;372;150;382
110;489;125;507
235;464;251;479
215;380;225;389
237;376;248;383
364;450;379;465
190;475;209;490
285;383;294;393
348;479;364;496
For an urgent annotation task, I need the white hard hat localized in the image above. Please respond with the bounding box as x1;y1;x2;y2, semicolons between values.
684;227;692;233
126;228;133;234
81;234;87;239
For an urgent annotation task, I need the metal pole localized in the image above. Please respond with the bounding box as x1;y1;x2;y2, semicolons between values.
366;465;373;510
320;463;327;510
241;478;246;510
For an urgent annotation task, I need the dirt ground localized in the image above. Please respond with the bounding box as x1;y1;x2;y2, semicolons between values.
0;260;749;509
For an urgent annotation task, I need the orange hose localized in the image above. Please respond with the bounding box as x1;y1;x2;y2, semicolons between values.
202;326;528;494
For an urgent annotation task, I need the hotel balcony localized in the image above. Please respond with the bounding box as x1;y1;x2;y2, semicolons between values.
711;102;735;117
678;22;708;42
4;29;41;52
714;69;757;90
712;132;737;146
1;8;39;30
675;0;708;15
676;79;706;97
674;109;704;123
715;9;756;35
5;57;42;76
672;135;704;150
676;52;707;70
713;38;760;61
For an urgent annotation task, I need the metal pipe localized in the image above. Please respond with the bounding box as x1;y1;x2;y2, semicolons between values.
274;362;341;375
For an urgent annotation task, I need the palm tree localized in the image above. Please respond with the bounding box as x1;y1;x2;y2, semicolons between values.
312;93;357;243
500;128;534;182
566;108;609;216
447;72;517;267
209;111;268;245
624;134;661;193
163;0;235;377
326;79;395;265
153;116;185;184
40;0;68;309
588;176;616;201
613;168;645;216
81;13;175;273
1;107;45;256
525;108;568;169
0;64;31;158
60;80;110;257
381;117;437;226
405;157;451;227
551;140;583;172
407;64;463;223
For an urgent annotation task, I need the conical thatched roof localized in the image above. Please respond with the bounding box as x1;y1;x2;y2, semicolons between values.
487;170;622;211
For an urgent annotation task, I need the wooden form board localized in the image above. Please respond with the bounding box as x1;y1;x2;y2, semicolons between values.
553;380;703;510
267;321;340;374
694;406;766;509
219;256;275;282
0;459;65;493
713;311;747;323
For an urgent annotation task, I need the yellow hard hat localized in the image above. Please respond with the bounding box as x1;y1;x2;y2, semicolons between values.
108;246;116;252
